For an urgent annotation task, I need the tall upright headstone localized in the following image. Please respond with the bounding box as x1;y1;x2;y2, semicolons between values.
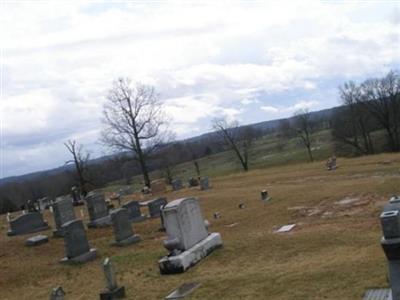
7;212;49;236
122;201;146;223
100;258;126;300
380;207;400;300
110;208;141;247
159;197;223;274
86;193;111;228
53;196;76;237
147;197;168;218
60;219;97;264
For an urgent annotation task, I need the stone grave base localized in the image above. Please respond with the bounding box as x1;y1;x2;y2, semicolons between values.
52;229;65;238
7;223;50;236
87;216;112;228
130;215;147;223
25;235;49;246
112;234;141;247
159;232;223;274
100;286;125;300
60;248;97;264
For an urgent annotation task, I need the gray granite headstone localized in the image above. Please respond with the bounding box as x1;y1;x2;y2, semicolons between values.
7;212;49;236
147;197;168;218
53;196;76;237
200;177;209;190
110;208;141;246
122;200;146;222
60;219;97;264
171;179;183;191
25;234;49;246
86;193;111;228
188;177;199;187
100;258;126;300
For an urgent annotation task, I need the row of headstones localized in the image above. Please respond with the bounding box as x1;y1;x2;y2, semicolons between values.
171;177;209;191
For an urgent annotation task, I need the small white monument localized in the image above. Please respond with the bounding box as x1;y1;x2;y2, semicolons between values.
159;197;223;274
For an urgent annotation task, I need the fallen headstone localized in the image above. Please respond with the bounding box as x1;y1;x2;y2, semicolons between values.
25;234;49;247
165;282;201;299
159;197;223;274
100;258;126;300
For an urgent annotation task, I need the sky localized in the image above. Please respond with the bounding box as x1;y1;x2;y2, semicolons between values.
1;0;399;178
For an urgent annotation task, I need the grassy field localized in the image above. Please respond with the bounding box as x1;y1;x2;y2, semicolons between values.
1;151;399;299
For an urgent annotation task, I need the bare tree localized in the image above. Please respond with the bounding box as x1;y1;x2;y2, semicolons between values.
101;78;171;188
360;70;400;152
293;109;314;162
64;140;91;196
212;118;255;171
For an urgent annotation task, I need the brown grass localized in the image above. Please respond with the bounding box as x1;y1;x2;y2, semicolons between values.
1;153;399;299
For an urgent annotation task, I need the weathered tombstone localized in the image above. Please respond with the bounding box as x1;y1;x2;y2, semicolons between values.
7;212;49;236
171;179;183;191
159;203;167;232
110;208;141;247
71;186;84;206
380;205;400;300
122;201;146;223
159;197;223;274
141;186;151;195
60;219;97;264
50;286;65;300
261;190;271;201
188;177;199;187
147;197;168;218
27;199;38;212
200;177;209;190
53;196;76;237
100;258;126;300
326;155;337;171
86;193;112;228
26;234;49;246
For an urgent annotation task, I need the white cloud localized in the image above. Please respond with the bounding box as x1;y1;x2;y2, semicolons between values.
260;106;279;114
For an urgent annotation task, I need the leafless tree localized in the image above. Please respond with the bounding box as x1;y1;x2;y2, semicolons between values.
212;118;255;171
64;140;91;196
360;70;400;152
293;109;314;162
101;78;171;188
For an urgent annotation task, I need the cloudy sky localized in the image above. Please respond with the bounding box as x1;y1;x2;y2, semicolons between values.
1;0;399;178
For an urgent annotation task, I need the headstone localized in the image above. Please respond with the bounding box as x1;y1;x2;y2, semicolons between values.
188;177;199;187
159;203;167;232
200;177;209;190
6;212;10;222
165;282;201;299
380;204;400;300
275;224;296;233
171;179;183;191
213;212;221;219
147;197;168;218
25;234;49;246
363;288;392;300
60;219;97;264
53;196;76;237
86;193;112;228
261;190;271;201
71;186;84;206
100;258;126;300
50;287;66;300
110;208;141;247
141;186;151;195
326;155;337;170
122;201;146;222
238;203;245;209
159;197;223;274
27;199;38;212
7;212;49;236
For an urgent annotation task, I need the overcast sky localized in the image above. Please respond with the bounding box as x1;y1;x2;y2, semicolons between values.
1;0;399;178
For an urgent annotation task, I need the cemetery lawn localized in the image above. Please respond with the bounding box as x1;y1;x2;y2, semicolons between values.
1;152;399;299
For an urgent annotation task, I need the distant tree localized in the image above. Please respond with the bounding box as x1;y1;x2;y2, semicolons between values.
278;119;295;139
204;145;212;157
64;140;91;196
360;70;400;152
212;118;256;171
293;109;315;162
101;78;171;188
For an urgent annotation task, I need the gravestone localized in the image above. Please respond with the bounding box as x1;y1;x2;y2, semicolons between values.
261;190;271;201
71;186;84;206
50;287;65;300
86;193;112;228
380;204;400;300
159;197;223;274
60;219;97;264
147;197;168;218
53;196;76;237
122;201;146;222
165;282;201;300
110;208;141;247
200;177;209;190
188;177;199;187
326;155;337;170
7;212;49;236
25;234;49;246
100;258;126;300
159;203;167;232
171;179;183;191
